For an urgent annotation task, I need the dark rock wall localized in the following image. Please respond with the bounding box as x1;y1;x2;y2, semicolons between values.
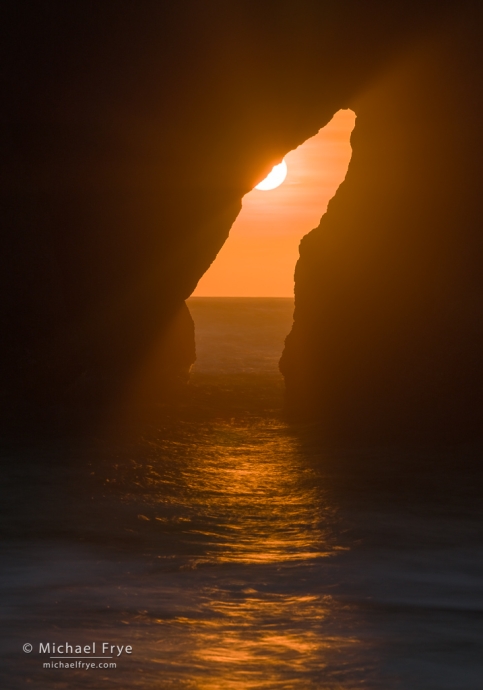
0;1;457;431
281;4;483;441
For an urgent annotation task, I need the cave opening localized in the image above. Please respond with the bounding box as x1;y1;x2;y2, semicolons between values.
187;109;355;385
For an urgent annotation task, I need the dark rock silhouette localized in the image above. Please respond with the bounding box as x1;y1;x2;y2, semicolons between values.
1;0;475;436
281;3;483;441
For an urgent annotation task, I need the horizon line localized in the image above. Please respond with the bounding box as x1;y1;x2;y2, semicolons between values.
188;295;294;299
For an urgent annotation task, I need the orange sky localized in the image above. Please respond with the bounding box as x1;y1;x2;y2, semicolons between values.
193;109;356;297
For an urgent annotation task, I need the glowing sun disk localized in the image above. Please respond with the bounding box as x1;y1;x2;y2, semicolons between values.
255;159;288;190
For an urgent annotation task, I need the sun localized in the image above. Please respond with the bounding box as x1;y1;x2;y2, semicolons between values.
255;159;288;191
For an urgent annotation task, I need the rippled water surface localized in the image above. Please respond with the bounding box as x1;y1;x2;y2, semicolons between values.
1;298;482;688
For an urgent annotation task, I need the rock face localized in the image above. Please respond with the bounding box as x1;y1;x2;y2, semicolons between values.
0;1;462;432
281;4;483;441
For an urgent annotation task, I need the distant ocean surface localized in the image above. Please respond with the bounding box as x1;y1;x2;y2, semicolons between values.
188;297;294;375
1;298;482;689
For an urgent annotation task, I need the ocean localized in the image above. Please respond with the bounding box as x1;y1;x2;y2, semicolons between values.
1;298;482;688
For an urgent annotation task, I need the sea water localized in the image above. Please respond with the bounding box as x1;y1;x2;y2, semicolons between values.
0;298;482;688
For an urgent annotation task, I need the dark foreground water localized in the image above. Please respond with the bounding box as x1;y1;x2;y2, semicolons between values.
1;298;482;689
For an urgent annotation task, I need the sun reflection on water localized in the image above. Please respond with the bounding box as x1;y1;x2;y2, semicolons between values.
144;418;338;565
107;414;368;688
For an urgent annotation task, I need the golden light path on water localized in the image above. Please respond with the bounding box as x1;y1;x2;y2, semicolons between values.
113;411;367;689
170;420;334;565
